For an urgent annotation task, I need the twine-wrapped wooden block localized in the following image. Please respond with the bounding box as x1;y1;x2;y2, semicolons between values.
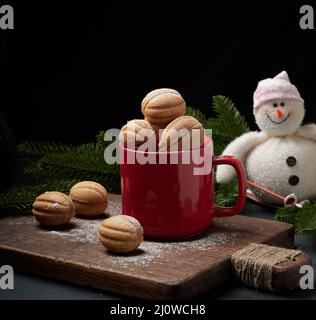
231;243;311;290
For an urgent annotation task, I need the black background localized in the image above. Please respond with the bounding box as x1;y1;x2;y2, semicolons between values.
1;1;316;144
0;0;315;191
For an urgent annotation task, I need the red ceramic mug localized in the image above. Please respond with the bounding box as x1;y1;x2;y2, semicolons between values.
120;136;246;239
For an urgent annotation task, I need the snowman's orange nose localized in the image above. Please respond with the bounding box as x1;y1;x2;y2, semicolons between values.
276;107;284;119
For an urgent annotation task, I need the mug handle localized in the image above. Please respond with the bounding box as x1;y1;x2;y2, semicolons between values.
212;155;247;217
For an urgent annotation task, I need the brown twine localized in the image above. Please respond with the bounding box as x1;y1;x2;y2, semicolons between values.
231;243;302;290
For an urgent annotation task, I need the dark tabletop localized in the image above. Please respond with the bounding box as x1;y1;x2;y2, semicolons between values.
0;201;315;300
0;161;315;300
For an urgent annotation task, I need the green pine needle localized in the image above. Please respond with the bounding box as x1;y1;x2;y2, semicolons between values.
215;179;238;207
208;95;250;155
24;145;120;194
0;180;78;214
274;205;298;226
18;141;74;158
186;106;208;127
187;96;250;155
275;202;316;233
210;95;249;135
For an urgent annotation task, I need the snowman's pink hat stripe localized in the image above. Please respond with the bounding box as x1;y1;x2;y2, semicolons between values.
253;71;304;109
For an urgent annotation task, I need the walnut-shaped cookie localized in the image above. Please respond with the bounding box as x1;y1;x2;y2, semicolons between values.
158;115;204;151
32;191;75;226
141;88;186;129
119;119;158;149
69;181;108;217
99;215;143;253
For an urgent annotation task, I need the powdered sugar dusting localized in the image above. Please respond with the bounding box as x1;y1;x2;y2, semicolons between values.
40;217;100;244
39;217;238;267
52;203;61;209
106;231;238;268
6;215;34;225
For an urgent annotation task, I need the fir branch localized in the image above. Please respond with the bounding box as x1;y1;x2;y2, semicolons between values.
96;130;106;146
186;106;208;127
296;204;316;233
215;180;238;207
18;141;74;158
0;180;78;214
27;163;120;194
96;130;107;150
274;205;298;226
31;147;116;175
275;202;316;233
24;144;120;194
208;96;249;155
210;95;249;136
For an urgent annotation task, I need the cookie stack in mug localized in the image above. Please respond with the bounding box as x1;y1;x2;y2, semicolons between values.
119;88;205;151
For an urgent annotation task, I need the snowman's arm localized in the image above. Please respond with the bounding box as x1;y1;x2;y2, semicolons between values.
296;124;316;142
216;131;268;184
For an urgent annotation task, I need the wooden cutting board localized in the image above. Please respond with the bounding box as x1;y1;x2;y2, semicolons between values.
0;194;294;299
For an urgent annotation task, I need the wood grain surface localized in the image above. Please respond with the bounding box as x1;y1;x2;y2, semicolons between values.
0;194;294;299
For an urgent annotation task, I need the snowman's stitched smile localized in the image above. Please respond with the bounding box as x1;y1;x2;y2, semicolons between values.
267;113;290;124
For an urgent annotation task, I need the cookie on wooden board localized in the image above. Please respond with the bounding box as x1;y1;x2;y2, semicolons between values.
69;181;108;217
32;191;75;226
99;215;143;253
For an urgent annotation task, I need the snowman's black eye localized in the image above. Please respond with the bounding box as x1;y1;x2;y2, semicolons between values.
280;102;285;107
273;103;278;108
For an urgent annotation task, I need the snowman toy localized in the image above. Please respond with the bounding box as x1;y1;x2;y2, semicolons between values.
216;71;316;206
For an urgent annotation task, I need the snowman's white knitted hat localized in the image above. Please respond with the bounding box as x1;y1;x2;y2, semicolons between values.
253;71;304;109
